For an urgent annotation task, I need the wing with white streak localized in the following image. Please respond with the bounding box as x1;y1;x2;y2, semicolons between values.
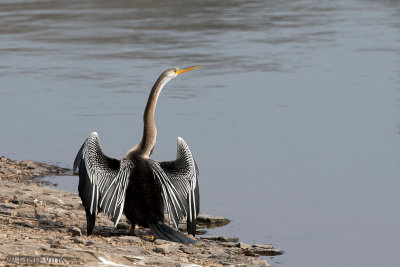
154;137;200;235
73;132;133;226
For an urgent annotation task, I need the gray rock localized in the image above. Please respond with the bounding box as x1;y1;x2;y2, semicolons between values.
86;241;95;246
221;242;239;247
0;207;17;216
154;239;170;245
35;211;50;221
208;248;228;258
195;254;209;260
154;243;179;254
116;235;141;243
219;236;239;242
11;195;19;204
197;214;230;227
72;237;85;244
200;236;239;243
15;220;35;228
243;248;257;257
69;226;82;237
239;242;252;250
246;258;270;266
0;203;17;209
49;240;66;249
253;243;273;249
179;246;198;254
252;247;284;256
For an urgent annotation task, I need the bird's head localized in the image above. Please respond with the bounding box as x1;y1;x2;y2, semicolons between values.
162;65;200;80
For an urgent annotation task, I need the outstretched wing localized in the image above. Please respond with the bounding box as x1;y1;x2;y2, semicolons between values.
73;132;133;227
153;137;199;235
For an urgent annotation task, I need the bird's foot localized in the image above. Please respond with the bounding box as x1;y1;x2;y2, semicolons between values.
142;234;155;242
129;225;137;236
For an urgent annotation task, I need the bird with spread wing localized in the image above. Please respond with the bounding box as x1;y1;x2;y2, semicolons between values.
73;66;200;244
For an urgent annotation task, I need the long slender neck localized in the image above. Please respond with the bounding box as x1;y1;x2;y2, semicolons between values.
136;75;170;158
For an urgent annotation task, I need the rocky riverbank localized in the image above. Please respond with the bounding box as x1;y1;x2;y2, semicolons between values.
0;157;69;182
0;157;281;266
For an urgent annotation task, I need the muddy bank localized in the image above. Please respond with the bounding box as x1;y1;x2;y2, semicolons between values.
0;158;281;266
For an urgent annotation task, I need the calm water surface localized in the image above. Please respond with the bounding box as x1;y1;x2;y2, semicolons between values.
1;0;400;266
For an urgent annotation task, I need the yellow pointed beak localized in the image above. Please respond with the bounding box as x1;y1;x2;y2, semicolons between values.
175;65;200;75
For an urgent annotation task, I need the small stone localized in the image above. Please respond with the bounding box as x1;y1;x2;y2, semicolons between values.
26;162;36;169
50;240;65;249
154;239;170;245
69;226;82;237
194;253;208;260
73;237;85;244
239;242;252;250
35;211;50;221
116;235;141;243
253;244;274;249
68;213;77;221
154;243;178;254
209;248;228;258
221;242;239;247
0;208;16;216
197;214;230;227
252;247;284;256
246;258;270;266
15;220;35;228
179;246;198;254
200;236;239;242
243;248;257;257
53;221;63;227
0;203;17;209
11;195;19;204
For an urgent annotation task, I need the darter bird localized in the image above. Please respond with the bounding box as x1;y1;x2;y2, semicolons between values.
73;66;200;244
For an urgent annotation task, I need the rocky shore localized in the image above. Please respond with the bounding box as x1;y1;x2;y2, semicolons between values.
0;157;69;182
0;157;281;266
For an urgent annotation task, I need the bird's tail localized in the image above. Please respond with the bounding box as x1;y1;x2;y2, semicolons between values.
150;221;195;244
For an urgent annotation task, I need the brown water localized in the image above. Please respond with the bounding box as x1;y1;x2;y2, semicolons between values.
1;0;400;266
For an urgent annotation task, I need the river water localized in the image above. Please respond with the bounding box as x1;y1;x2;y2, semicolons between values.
1;0;400;266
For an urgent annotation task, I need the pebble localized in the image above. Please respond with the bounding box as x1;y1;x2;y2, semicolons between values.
254;243;274;249
154;243;179;254
221;242;239;247
209;248;228;258
179;246;198;254
35;211;50;221
243;248;257;257
0;203;17;209
200;236;239;242
154;239;170;245
252;247;284;256
197;214;230;227
11;195;19;204
69;226;82;237
116;235;141;243
0;208;16;216
239;242;252;250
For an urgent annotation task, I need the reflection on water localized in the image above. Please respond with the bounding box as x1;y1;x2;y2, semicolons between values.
1;0;400;266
